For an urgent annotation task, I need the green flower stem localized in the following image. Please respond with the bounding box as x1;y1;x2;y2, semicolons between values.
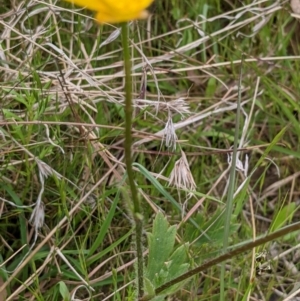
121;22;144;297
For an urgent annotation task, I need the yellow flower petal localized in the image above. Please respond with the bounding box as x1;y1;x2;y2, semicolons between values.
64;0;154;23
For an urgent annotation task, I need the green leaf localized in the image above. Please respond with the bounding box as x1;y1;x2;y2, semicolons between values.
159;244;190;295
205;77;217;98
58;281;70;301
146;212;177;282
133;163;182;212
189;209;239;246
145;213;191;300
144;278;156;298
0;183;29;277
167;244;189;280
271;202;296;231
87;228;133;265
88;189;121;256
254;126;287;168
133;162;210;239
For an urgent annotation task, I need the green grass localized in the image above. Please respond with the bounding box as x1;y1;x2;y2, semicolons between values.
1;0;300;300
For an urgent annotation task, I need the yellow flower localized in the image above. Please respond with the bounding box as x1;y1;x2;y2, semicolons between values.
64;0;154;23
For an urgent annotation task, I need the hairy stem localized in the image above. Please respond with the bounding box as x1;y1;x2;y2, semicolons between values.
121;22;144;297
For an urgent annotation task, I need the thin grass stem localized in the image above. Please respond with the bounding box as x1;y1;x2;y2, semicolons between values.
220;55;244;301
